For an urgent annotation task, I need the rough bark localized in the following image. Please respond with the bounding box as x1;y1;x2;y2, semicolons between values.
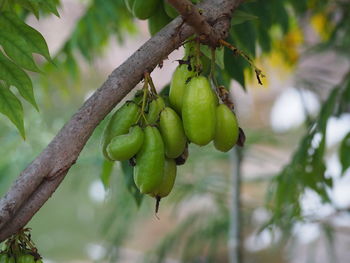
0;0;242;242
167;0;221;46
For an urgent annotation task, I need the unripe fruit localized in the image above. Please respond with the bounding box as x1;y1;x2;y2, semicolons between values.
101;102;139;161
150;158;177;198
17;254;35;263
182;76;216;145
134;126;165;194
147;96;165;124
107;126;144;161
169;64;195;113
214;104;239;152
132;0;160;20
159;107;187;158
0;254;8;263
148;4;172;36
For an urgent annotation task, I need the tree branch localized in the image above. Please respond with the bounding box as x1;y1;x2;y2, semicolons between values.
167;0;218;46
167;0;243;46
0;0;242;242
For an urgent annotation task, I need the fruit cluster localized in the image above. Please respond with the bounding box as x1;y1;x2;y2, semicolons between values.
101;43;241;211
0;229;42;263
124;0;200;36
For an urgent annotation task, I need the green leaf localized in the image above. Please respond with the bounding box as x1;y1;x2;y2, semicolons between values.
38;0;60;17
14;0;60;18
121;160;143;206
231;10;258;26
230;21;257;57
0;12;51;61
257;26;271;53
271;0;289;33
200;46;225;69
336;80;350;116
0;83;25;138
0;30;40;72
100;159;114;189
0;51;38;109
15;0;40;18
340;132;350;174
224;47;246;90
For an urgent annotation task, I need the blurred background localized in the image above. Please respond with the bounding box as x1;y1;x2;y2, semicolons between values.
1;0;350;262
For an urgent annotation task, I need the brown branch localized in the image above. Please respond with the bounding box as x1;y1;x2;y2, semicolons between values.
167;0;242;46
0;0;242;242
167;0;217;45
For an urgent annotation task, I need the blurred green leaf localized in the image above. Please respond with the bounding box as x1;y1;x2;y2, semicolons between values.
224;46;246;90
230;21;257;57
121;160;143;206
100;159;114;189
0;50;37;109
271;0;289;33
266;87;342;230
14;0;60;18
15;0;40;18
231;10;258;26
37;0;60;17
0;83;25;138
60;0;134;62
200;46;224;69
340;132;350;174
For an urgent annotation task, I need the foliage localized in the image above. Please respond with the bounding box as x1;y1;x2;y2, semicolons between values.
0;0;58;138
266;77;350;230
265;0;350;232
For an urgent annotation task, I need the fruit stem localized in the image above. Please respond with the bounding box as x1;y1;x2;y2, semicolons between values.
155;196;161;215
210;47;219;88
194;40;202;75
144;72;158;96
184;39;196;58
139;81;149;125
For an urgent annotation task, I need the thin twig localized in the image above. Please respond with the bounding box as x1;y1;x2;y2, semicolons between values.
220;39;265;85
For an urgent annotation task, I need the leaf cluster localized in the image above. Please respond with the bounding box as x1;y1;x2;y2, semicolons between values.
0;0;58;138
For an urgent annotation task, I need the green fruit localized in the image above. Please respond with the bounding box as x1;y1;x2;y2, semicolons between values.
169;64;195;113
214;104;239;152
0;254;8;263
132;0;160;20
134;126;165;194
101;102;139;161
147;96;165;124
151;158;177;198
182;76;216;145
159;107;187;158
148;4;172;36
163;1;178;18
17;255;35;263
124;0;135;13
107;125;144;161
